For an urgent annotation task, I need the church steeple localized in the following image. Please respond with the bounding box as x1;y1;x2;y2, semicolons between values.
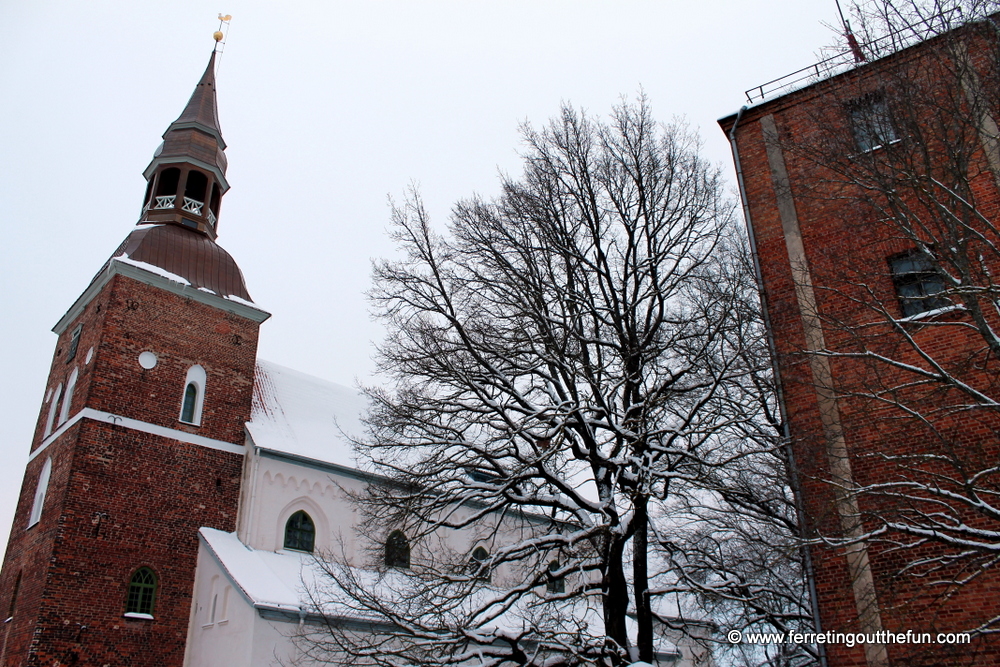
139;49;230;239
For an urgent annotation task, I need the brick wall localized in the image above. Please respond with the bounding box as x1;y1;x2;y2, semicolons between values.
0;274;260;666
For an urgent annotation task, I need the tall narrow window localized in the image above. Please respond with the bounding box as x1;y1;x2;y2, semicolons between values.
27;458;52;528
6;572;21;622
44;384;63;437
890;252;949;317
283;511;315;552
59;368;78;426
125;567;157;617
385;530;410;569
546;560;565;594
178;365;206;425
470;546;491;582
66;325;82;363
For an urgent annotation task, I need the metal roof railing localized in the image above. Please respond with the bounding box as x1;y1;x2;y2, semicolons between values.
745;9;967;104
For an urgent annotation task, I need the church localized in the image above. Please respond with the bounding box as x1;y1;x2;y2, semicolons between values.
0;47;710;667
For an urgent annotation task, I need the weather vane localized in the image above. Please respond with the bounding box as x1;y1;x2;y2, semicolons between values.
213;14;233;73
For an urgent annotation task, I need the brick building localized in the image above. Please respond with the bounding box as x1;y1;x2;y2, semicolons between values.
0;47;714;667
721;14;1000;667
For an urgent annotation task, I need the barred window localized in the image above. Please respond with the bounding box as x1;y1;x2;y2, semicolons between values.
125;567;157;617
283;511;315;553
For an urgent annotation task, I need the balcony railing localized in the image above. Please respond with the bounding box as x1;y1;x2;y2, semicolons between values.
207;210;217;226
154;195;176;209
181;197;204;215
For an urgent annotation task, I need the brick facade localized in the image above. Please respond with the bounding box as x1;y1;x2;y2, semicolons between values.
722;23;1000;667
0;276;259;666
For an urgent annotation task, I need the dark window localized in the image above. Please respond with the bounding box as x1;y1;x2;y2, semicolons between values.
184;170;208;203
155;168;180;197
890;252;949;317
7;572;21;621
546;560;565;594
180;383;198;423
66;325;82;363
849;93;897;152
209;183;221;216
470;546;490;582
283;510;315;552
125;567;157;615
385;530;410;569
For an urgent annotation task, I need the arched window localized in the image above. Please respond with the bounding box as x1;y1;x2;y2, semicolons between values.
154;168;180;198
27;458;52;528
184;170;208;203
44;384;63;437
546;560;565;594
470;546;490;582
179;365;206;425
385;530;410;569
59;368;78;426
125;567;157;617
283;511;315;553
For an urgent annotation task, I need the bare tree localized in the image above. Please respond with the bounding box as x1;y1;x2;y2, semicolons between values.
296;99;812;667
775;0;1000;644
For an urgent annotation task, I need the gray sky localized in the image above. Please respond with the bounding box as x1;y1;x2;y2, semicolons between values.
0;1;837;555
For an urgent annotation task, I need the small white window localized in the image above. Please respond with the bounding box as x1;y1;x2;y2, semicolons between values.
58;368;78;426
179;365;206;425
44;384;63;437
27;458;52;528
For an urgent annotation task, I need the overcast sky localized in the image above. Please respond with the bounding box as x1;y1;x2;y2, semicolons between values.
0;1;840;555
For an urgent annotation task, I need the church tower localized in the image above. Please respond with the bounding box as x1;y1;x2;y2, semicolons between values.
0;48;268;666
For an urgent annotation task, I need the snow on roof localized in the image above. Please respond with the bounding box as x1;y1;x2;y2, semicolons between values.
248;359;367;468
201;527;323;612
114;254;191;286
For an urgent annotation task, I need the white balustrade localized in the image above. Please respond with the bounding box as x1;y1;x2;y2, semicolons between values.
154;195;176;209
182;197;204;215
207;210;216;226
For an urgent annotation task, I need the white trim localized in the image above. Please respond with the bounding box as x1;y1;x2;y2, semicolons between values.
53;259;270;335
123;612;154;621
58;368;78;426
179;365;207;426
27;458;52;528
28;408;244;463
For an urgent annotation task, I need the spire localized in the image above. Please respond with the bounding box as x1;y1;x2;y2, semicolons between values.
139;49;230;239
171;50;226;150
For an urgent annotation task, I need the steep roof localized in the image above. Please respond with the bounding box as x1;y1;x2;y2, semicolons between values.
248;360;366;468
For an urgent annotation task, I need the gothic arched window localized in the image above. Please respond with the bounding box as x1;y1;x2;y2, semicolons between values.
179;365;206;425
125;567;158;617
385;530;410;569
27;458;52;528
470;546;490;582
283;511;315;553
546;560;565;594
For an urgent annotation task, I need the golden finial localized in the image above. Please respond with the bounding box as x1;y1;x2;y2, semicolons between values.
213;14;232;55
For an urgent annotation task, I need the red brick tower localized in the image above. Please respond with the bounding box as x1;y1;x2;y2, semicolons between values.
721;18;1000;667
0;49;268;666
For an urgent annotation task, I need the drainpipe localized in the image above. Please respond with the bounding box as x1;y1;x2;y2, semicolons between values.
727;106;828;667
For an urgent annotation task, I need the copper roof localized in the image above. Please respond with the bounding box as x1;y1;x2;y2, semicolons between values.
102;224;253;302
148;50;228;179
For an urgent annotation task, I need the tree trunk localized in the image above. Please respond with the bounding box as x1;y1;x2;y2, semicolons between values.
633;493;653;662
